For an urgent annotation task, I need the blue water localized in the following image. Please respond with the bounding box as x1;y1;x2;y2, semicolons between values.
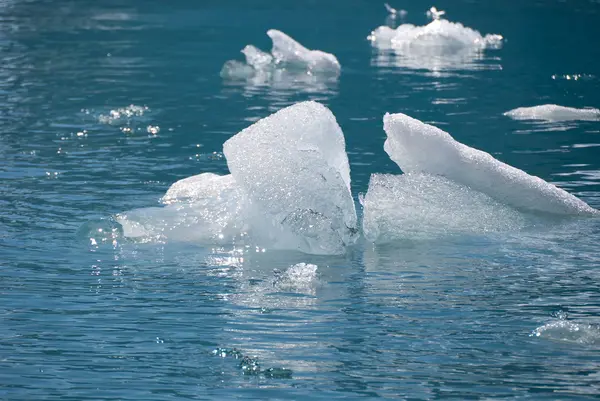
2;0;600;399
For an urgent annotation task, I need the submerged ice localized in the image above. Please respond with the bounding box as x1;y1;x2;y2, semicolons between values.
221;29;340;81
382;112;597;216
118;102;357;255
504;104;600;122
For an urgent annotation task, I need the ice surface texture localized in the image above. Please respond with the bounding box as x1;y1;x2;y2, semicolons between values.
220;29;340;80
504;104;600;122
118;102;357;255
382;112;598;216
116;173;247;244
362;173;526;242
368;18;502;71
223;101;358;255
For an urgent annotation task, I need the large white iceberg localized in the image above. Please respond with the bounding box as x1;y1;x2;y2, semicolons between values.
382;113;598;216
362;173;526;242
221;29;341;80
117;102;357;255
223;101;358;254
368;18;503;71
504;105;600;122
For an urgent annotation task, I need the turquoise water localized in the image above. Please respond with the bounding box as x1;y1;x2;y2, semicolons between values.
2;0;600;399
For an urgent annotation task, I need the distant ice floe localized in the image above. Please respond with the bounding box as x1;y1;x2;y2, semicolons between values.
504;105;600;122
368;8;503;72
117;101;358;255
221;29;340;83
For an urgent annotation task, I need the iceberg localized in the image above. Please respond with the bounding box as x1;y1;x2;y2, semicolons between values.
267;29;340;72
362;173;526;242
368;17;503;71
223;101;358;255
382;112;598;216
220;29;340;80
504;105;600;122
117;102;357;255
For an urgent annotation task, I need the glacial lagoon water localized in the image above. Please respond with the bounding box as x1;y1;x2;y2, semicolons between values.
2;0;600;399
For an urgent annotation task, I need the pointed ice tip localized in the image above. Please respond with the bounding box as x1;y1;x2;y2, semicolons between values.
384;3;397;14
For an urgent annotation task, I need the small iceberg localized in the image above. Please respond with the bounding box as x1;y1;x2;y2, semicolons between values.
368;10;503;71
504;104;600;122
117;101;357;255
221;29;341;80
382;112;598;216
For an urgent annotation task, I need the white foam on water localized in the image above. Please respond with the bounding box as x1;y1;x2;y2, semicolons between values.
504;105;600;122
383;112;598;216
368;18;502;71
223;101;357;255
531;320;600;346
362;173;526;242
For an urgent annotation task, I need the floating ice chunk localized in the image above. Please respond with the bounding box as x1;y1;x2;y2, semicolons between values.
116;173;247;243
161;173;236;205
531;320;600;346
504;105;600;122
221;29;340;80
267;29;340;73
369;19;502;52
241;45;273;69
362;173;526;242
223;101;357;255
368;19;502;71
383;112;598;216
